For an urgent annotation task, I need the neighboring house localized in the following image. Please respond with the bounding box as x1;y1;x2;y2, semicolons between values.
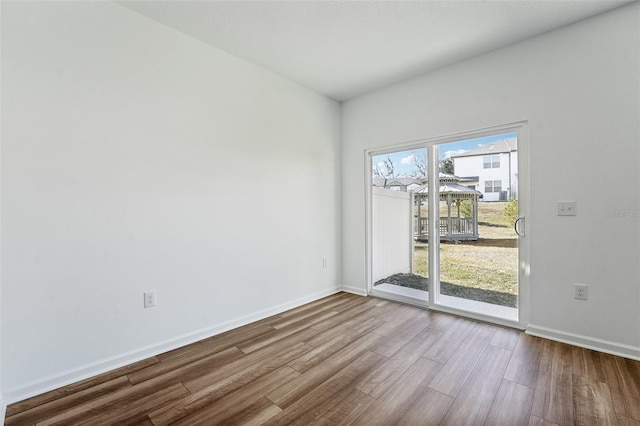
451;138;518;202
372;177;425;192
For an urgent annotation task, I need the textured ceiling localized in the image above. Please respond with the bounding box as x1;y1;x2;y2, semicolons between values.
117;0;635;101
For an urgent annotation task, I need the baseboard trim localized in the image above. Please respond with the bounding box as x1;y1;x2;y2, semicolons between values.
3;286;342;405
526;324;640;361
340;284;367;296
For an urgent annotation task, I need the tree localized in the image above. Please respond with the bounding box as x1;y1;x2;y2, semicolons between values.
409;151;427;179
372;155;397;178
440;158;454;174
459;200;473;218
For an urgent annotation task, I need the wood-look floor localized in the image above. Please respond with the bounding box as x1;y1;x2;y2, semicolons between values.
5;292;640;425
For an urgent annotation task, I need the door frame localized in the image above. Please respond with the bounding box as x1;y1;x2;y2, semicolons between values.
365;121;530;330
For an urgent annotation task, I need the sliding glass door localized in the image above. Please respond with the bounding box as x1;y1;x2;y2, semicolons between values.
368;124;528;328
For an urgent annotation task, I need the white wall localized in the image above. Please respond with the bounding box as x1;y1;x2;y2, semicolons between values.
1;1;341;400
0;2;6;420
342;4;640;358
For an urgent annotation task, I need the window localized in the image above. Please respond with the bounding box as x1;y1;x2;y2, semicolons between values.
483;155;500;169
485;180;502;193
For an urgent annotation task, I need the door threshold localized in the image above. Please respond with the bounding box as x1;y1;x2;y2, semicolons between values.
370;284;428;307
435;294;518;322
371;283;521;329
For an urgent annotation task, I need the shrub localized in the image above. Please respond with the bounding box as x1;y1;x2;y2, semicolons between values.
460;200;473;218
503;199;519;227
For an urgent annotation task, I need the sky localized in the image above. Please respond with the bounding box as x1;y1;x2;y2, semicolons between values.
372;131;517;178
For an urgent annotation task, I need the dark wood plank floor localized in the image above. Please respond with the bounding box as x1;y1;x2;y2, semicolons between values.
5;292;640;425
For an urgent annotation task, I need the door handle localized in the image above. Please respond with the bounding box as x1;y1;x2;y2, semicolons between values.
514;216;525;237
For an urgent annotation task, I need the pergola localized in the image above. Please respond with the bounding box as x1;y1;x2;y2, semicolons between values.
413;173;481;241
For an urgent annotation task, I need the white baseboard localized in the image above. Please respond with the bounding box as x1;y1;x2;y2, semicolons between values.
1;394;6;426
340;284;367;296
3;286;342;405
526;324;640;361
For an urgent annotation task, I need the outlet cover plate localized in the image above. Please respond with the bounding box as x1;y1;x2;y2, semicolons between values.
574;284;588;300
144;291;156;308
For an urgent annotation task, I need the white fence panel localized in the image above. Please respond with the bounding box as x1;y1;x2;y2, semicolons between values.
372;187;413;283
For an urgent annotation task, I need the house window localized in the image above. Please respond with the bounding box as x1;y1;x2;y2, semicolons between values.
483;155;500;169
485;180;502;193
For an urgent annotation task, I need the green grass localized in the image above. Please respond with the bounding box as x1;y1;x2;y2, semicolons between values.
412;201;518;295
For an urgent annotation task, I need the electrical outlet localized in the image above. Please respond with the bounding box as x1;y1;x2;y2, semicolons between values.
574;284;588;300
322;258;328;268
144;291;156;308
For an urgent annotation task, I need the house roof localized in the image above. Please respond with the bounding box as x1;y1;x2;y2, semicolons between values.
451;138;517;158
459;176;479;183
372;177;425;187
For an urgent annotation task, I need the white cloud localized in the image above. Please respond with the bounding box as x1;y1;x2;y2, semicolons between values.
442;149;469;159
400;154;415;165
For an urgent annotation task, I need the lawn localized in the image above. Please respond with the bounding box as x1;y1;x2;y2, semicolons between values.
412;201;519;296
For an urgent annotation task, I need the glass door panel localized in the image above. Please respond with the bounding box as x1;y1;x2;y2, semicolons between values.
370;147;428;301
435;133;519;320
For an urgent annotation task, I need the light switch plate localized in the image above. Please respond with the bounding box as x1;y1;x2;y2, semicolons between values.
557;201;577;216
